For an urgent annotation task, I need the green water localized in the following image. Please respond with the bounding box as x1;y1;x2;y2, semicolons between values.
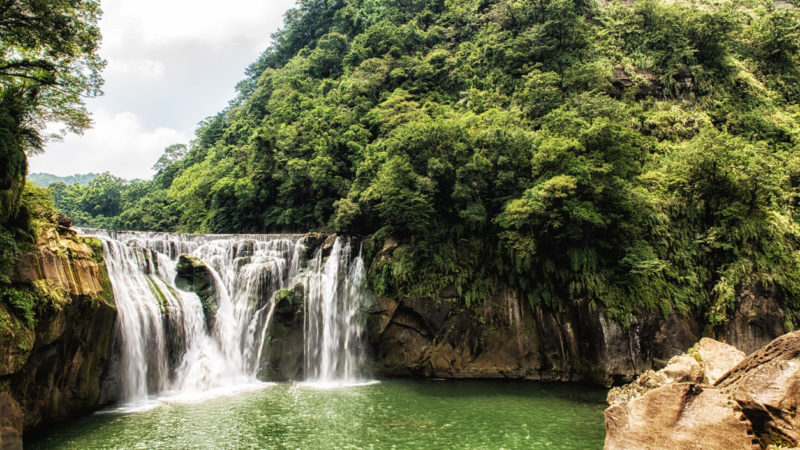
27;380;607;449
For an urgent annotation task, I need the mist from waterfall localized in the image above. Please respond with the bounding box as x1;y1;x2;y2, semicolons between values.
82;230;371;406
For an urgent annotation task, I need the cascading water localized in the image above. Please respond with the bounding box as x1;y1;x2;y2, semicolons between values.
303;238;370;386
82;230;371;405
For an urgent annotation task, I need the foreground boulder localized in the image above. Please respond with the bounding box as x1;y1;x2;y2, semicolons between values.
605;332;800;449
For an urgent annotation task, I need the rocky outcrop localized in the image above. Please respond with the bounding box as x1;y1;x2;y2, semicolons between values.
722;290;786;355
258;284;305;381
13;226;108;298
604;332;800;449
175;254;218;329
605;338;744;406
0;225;116;449
695;337;747;384
366;288;784;385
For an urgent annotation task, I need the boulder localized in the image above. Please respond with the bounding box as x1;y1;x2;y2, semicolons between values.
257;284;305;381
175;254;218;329
606;354;703;406
302;233;330;257
694;338;745;384
605;332;800;449
605;383;759;450
321;235;337;257
715;332;800;447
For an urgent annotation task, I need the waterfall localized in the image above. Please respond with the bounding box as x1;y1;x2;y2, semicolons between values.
81;230;371;405
303;238;370;386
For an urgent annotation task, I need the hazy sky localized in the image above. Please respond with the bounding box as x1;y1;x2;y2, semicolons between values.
28;0;297;180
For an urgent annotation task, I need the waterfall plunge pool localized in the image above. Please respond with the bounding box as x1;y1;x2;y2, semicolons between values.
27;380;607;449
59;231;607;448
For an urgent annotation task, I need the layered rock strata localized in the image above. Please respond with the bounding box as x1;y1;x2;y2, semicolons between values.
0;226;116;449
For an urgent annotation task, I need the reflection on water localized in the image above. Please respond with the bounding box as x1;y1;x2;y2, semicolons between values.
28;380;607;449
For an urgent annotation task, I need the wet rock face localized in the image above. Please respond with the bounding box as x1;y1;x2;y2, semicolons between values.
175;254;218;329
366;280;788;385
13;297;116;433
367;292;703;384
605;332;800;449
1;225;116;449
723;290;786;355
0;391;23;449
258;284;305;381
0;304;35;377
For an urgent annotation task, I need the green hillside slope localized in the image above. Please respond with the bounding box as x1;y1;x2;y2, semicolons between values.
55;0;800;326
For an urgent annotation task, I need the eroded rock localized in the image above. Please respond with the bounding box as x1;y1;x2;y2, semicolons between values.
605;332;800;449
694;337;745;384
606;353;704;406
723;290;786;355
257;284;305;381
2;225;116;448
175;254;218;329
605;383;759;450
13;227;106;298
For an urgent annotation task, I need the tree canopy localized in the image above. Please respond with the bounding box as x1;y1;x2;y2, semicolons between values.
0;0;104;284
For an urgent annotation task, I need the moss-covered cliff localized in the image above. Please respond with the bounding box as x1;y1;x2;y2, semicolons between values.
0;223;116;448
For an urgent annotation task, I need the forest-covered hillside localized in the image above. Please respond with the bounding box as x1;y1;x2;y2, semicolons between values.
28;172;101;188
50;0;800;326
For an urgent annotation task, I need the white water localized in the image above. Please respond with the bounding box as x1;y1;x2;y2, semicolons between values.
81;230;371;406
303;238;370;387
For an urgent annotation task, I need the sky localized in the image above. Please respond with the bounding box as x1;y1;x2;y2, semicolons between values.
28;0;297;180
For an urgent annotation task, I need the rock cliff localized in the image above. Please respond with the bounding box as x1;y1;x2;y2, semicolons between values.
0;225;116;449
366;289;787;386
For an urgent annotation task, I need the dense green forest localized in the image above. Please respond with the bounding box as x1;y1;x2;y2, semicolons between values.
36;0;800;326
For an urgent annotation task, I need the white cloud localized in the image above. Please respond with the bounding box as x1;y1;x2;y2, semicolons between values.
34;0;297;179
106;57;166;79
104;0;296;48
30;111;188;180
